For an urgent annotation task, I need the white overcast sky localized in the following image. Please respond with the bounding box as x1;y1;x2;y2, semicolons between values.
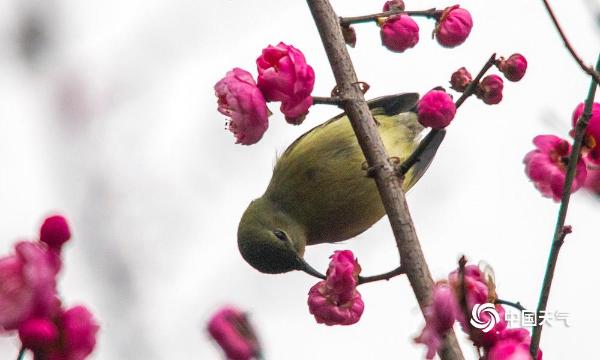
0;1;599;359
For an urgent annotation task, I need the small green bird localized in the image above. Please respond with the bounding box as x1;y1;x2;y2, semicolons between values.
237;93;445;275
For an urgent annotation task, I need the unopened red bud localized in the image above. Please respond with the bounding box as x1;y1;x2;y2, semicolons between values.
383;0;405;12
476;75;504;105
342;25;357;48
449;67;472;92
380;15;419;53
497;53;527;82
435;5;473;48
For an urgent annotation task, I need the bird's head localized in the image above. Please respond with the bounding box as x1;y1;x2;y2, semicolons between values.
237;198;322;276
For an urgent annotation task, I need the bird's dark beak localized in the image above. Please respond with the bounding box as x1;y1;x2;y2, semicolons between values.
295;255;326;280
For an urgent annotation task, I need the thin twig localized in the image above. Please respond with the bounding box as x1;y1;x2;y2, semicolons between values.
16;347;25;360
541;0;600;84
339;8;440;26
306;1;464;358
312;96;343;106
495;299;527;312
358;266;404;285
398;54;496;176
530;54;600;357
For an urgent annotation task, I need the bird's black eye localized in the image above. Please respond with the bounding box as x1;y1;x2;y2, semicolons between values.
273;230;288;242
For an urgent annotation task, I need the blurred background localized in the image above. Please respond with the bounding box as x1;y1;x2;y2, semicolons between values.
0;0;599;359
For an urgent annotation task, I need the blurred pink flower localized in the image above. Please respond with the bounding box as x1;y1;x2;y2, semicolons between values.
307;250;364;326
40;215;71;251
488;328;543;360
435;5;473;48
215;68;269;145
383;0;405;11
476;75;504;105
0;241;58;331
448;265;489;313
18;318;59;351
584;158;600;194
415;283;460;359
572;102;600;164
43;306;99;360
207;306;260;360
380;15;419;53
450;67;472;92
256;42;315;124
417;90;456;129
523;135;587;201
497;54;528;82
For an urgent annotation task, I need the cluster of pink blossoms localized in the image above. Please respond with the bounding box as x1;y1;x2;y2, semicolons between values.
450;53;528;105
379;2;473;52
0;215;99;359
207;306;261;360
215;42;315;145
307;250;364;326
523;102;600;200
415;263;542;360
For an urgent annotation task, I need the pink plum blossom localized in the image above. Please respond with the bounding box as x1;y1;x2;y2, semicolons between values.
476;75;504;105
450;67;472;92
307;250;364;326
40;215;71;251
380;15;419;53
215;68;269;145
497;54;528;82
572;102;600;164
488;328;543;360
415;283;460;359
207;306;260;360
18;317;59;351
435;5;473;48
0;241;58;331
256;42;315;124
417;90;457;129
523;135;588;201
584;158;600;194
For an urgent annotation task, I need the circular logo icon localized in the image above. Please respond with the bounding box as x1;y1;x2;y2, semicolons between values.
470;303;500;333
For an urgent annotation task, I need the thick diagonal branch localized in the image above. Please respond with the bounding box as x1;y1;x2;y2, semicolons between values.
305;1;464;359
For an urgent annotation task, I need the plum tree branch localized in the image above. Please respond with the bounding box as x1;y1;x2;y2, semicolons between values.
305;0;464;358
530;54;600;357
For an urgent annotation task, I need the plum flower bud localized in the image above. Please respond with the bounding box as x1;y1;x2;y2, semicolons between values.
523;135;588;201
435;5;473;48
342;25;357;48
476;75;504;105
40;215;71;251
449;67;472;92
307;250;364;326
572;102;600;164
383;0;405;11
0;241;58;331
215;68;269;145
415;283;460;359
497;54;528;82
380;15;419;53
18;318;59;351
208;306;260;360
417;90;456;129
256;42;315;124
